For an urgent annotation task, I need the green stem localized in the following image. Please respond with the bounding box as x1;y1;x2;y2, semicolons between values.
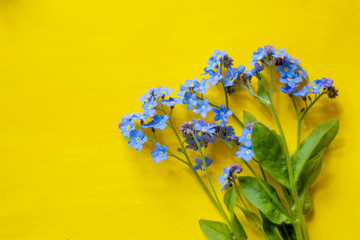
156;102;222;217
268;104;306;240
299;92;326;122
290;95;301;150
233;180;249;211
270;64;274;100
260;166;268;182
191;132;231;225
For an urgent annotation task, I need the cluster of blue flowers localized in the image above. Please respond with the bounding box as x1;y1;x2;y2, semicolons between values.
250;45;338;98
119;46;338;190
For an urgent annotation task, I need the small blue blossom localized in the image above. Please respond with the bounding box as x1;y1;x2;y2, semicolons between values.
195;122;216;135
238;128;252;147
279;74;303;88
182;92;198;110
246;63;265;77
219;167;231;191
250;47;267;65
142;98;158;117
193;98;212;118
128;129;148;151
132;112;148;122
140;89;154;102
236;145;254;162
141;119;155;129
280;84;298;94
308;83;322;94
205;58;219;72
213;104;232;123
185;79;196;88
206;69;223;85
272;48;287;58
176;85;188;100
119;118;135;138
276;58;296;77
193;78;211;95
154;86;174;98
162;97;182;107
192;157;213;171
223;66;245;87
151;142;168;163
212;49;226;61
153;115;169;130
216;124;235;141
293;85;310;97
312;78;333;88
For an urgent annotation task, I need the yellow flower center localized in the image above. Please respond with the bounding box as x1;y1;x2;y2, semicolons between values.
246;150;251;154
284;67;289;71
247;134;251;139
126;125;130;130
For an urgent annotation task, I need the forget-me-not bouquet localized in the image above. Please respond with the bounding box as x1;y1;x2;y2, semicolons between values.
118;46;339;240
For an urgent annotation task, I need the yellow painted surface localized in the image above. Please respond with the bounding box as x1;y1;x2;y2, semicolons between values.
0;0;359;239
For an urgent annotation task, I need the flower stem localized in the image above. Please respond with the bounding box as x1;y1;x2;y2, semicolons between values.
233;180;249;211
270;64;274;100
156;103;223;219
269;101;307;240
191;132;231;225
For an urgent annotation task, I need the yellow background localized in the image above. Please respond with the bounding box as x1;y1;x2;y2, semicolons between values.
0;0;359;239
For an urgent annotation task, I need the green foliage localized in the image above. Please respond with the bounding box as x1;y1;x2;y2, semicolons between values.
223;188;247;240
257;74;271;106
199;220;233;240
293;119;339;183
240;207;262;229
238;176;290;224
251;122;290;188
224;188;236;216
243;111;257;126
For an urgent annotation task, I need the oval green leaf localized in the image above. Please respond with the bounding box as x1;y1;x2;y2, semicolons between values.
238;176;290;224
251;122;290;188
224;188;236;216
293;119;339;182
199;220;233;240
243;111;257;126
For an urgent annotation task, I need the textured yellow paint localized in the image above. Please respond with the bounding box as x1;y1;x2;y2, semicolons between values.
0;0;359;239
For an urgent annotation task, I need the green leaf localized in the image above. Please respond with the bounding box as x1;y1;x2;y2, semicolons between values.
224;188;236;216
257;74;271;106
238;176;290;224
232;215;247;240
298;148;325;215
299;148;326;189
199;220;233;240
240;207;262;229
223;189;247;239
243;111;257;126
293;119;339;182
251;122;290;188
